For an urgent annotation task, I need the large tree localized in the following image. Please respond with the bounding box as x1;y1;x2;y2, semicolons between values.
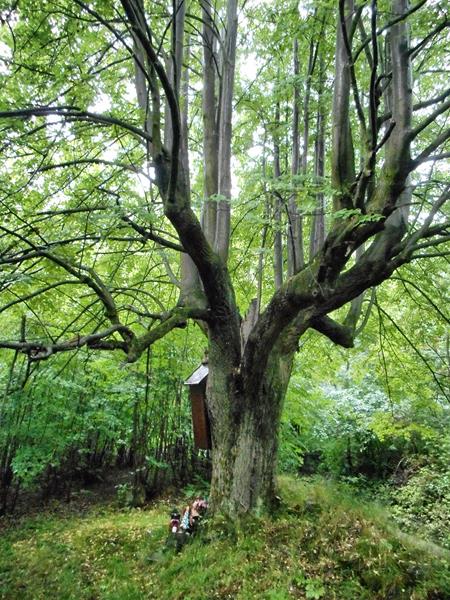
0;0;449;514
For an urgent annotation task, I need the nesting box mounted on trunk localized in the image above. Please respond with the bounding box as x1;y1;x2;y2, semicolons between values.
184;362;211;450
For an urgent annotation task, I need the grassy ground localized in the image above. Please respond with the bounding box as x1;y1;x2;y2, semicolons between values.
1;476;449;600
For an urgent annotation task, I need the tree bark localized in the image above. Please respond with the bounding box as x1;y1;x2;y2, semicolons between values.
178;32;203;306
310;55;326;257
332;0;356;211
287;38;304;275
273;101;284;290
215;0;238;262
201;0;219;246
207;339;293;514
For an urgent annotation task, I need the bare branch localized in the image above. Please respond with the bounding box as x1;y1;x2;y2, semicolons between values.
378;87;450;127
120;0;181;203
409;18;450;58
126;305;211;361
121;212;185;252
39;158;153;180
410;234;450;252
412;127;450;166
0;106;153;145
398;185;450;254
409;98;450;142
354;0;427;62
0;325;130;361
310;315;354;348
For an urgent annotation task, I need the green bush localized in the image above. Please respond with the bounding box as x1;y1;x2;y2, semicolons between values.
389;437;450;549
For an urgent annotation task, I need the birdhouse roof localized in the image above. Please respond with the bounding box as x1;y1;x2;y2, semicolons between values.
184;363;209;385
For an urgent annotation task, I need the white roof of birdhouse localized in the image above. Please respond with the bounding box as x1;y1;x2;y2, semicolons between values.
184;363;209;385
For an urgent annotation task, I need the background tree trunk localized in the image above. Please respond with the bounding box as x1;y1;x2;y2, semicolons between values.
310;55;326;257
201;0;219;246
215;0;238;262
287;38;304;275
273;100;284;290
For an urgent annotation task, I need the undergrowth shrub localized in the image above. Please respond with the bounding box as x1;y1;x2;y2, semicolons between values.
388;437;450;549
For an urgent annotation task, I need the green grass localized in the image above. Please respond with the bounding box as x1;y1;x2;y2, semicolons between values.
1;476;449;599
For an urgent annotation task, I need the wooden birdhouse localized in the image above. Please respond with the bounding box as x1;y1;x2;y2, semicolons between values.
184;362;211;450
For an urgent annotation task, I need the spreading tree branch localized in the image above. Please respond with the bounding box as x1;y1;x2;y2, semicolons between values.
0;325;130;360
0;107;153;144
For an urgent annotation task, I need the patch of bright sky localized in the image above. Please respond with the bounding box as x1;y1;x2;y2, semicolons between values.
298;2;310;19
45;114;60;125
129;172;149;199
125;81;136;103
88;92;112;113
0;41;11;75
44;114;69;143
240;51;259;82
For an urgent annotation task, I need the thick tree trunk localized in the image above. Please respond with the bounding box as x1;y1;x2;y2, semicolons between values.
207;336;293;514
